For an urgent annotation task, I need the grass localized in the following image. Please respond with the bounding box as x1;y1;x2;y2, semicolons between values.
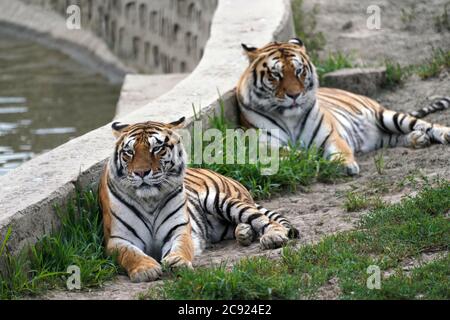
434;2;450;32
416;48;450;79
190;100;345;199
291;0;326;55
373;149;386;175
0;189;119;299
383;49;450;88
315;52;353;83
383;60;407;88
142;180;450;300
343;191;385;212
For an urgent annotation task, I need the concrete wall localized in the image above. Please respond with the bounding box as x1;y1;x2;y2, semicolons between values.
19;0;218;74
0;0;295;258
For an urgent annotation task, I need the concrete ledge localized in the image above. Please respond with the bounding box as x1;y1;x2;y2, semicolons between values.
115;74;188;118
322;67;387;97
0;0;294;256
0;0;133;83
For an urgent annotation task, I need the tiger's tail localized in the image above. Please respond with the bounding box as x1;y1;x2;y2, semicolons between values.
409;97;450;118
256;204;300;239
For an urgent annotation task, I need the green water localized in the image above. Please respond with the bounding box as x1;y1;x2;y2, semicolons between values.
0;33;121;175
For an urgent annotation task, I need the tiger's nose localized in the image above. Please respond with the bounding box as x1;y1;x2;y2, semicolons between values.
287;93;300;100
134;170;150;178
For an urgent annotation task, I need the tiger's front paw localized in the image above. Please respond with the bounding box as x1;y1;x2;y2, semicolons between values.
235;223;256;246
162;252;193;270
409;130;431;148
260;229;289;250
435;128;450;144
129;260;162;283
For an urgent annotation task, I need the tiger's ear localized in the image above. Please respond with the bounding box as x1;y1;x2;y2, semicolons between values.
111;122;129;138
241;43;259;62
168;117;186;129
288;38;305;49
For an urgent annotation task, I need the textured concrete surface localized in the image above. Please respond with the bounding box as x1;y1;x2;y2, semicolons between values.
115;74;188;117
322;67;386;97
0;0;132;83
0;0;294;258
303;0;450;67
19;0;218;74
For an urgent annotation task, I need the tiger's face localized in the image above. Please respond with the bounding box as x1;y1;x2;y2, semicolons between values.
110;117;187;197
239;38;318;113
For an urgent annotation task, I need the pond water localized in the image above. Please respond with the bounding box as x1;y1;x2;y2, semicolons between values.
0;33;121;175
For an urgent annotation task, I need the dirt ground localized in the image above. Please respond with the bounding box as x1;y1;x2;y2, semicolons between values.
41;0;449;300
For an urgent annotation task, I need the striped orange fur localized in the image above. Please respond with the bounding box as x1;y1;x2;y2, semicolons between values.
99;118;298;282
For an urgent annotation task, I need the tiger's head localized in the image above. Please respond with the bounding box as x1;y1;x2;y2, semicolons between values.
109;117;187;198
237;38;318;114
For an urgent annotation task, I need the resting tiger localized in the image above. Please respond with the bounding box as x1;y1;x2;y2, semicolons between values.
237;38;450;175
99;118;298;283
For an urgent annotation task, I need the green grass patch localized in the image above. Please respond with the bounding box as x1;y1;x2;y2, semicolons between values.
383;49;450;88
343;191;385;212
416;48;450;79
0;189;119;299
291;0;326;54
143;180;450;300
190;100;345;199
315;52;354;83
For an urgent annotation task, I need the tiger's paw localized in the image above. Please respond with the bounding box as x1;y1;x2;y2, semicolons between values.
409;130;431;148
433;128;450;144
129;260;162;283
162;252;193;270
235;223;256;246
260;229;289;250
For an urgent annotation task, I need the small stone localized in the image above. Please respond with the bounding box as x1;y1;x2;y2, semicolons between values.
342;21;353;30
322;67;387;97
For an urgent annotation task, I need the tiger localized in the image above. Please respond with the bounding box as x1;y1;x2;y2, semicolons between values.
99;117;299;283
237;38;450;175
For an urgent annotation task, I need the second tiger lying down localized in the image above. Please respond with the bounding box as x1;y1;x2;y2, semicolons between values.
99;118;298;283
237;38;450;175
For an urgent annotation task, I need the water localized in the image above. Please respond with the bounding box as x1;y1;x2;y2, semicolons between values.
0;33;121;175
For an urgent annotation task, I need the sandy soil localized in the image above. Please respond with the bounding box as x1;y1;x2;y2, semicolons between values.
40;0;450;300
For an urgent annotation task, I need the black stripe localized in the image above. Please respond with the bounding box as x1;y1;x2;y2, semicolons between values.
110;209;146;248
378;111;390;133
238;205;252;222
261;222;271;234
154;186;183;220
186;205;207;238
319;130;332;151
241;104;291;137
393;113;403;134
409;118;417;131
107;180;153;234
163;222;188;243
297;105;315;139
307;114;324;148
246;213;263;224
110;235;136;246
155;202;186;233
